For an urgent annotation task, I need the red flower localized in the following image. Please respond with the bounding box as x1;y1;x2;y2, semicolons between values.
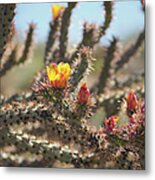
104;116;120;133
78;83;90;104
126;90;138;113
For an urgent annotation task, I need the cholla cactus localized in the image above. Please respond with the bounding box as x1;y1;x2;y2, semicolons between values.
0;2;145;169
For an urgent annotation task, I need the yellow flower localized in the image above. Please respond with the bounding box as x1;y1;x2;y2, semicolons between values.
46;62;71;88
57;62;71;80
51;5;64;20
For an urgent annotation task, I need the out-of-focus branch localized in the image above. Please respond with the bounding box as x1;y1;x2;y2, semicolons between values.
16;23;35;65
97;37;118;95
115;30;144;72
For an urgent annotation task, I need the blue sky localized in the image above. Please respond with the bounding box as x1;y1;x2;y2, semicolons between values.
15;1;144;45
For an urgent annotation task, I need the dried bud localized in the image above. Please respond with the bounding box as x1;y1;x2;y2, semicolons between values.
78;83;90;104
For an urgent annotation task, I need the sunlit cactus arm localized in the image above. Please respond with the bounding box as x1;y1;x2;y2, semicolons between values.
0;131;143;169
0;155;54;167
0;155;18;167
0;130;75;163
0;45;17;77
16;23;35;65
0;101;54;128
97;37;118;95
0;4;16;60
0;94;19;105
59;2;77;59
115;30;144;72
21;115;81;146
0;92;36;106
0;129;97;167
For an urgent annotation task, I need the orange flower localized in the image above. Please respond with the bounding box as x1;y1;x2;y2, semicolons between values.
46;62;71;88
126;90;138;113
104;116;120;132
51;5;64;20
78;83;90;104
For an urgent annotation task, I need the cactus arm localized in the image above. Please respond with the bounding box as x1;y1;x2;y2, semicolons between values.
59;2;77;59
99;1;113;38
0;101;54;128
0;23;35;77
69;47;94;92
97;37;118;95
44;17;60;64
16;23;35;65
115;30;144;72
0;46;16;77
0;4;16;61
70;2;113;63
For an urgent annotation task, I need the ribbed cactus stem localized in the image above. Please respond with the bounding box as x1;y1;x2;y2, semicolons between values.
0;4;16;60
0;128;101;167
0;129;79;164
0;101;54;128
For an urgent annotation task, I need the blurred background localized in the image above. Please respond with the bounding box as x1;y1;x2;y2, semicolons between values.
1;1;144;99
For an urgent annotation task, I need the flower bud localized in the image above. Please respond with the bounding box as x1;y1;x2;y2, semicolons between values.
78;83;90;104
126;90;138;115
104;116;120;132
